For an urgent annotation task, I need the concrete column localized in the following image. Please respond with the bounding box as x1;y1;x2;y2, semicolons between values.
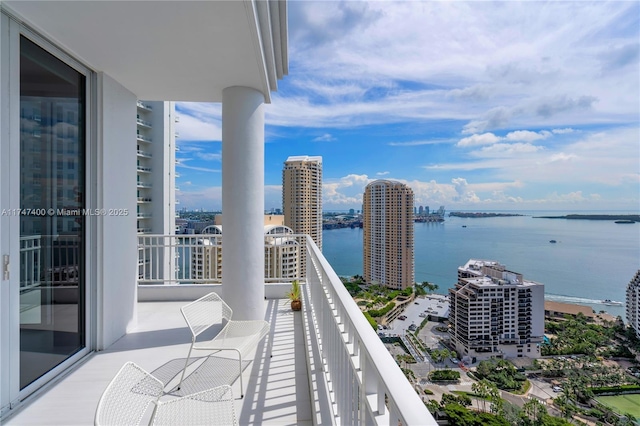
221;86;265;320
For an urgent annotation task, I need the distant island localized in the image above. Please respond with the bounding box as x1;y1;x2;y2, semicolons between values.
449;212;525;218
534;214;640;222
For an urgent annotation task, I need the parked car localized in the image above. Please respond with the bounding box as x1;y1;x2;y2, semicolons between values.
552;386;562;392
398;315;407;321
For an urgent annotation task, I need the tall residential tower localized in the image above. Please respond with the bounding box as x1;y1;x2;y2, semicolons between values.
282;156;323;249
449;259;545;362
626;270;640;338
136;101;177;282
363;180;414;289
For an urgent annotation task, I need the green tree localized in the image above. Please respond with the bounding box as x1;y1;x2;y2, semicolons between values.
522;398;547;425
472;379;492;413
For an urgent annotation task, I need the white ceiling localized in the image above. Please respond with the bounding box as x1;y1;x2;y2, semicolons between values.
6;1;287;102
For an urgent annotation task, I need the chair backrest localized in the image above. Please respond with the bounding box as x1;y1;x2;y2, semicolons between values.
181;292;233;338
94;362;164;426
151;385;238;426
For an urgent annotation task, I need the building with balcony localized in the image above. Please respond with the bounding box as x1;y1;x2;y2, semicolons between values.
282;155;323;250
449;259;545;362
0;2;435;424
626;270;640;338
135;101;176;237
363;180;414;290
191;217;299;282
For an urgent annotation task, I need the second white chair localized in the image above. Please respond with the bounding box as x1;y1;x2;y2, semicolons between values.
177;292;270;398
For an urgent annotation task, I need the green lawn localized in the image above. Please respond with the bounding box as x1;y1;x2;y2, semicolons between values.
596;394;640;419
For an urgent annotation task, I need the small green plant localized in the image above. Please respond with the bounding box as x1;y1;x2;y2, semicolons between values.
287;280;300;301
287;280;302;311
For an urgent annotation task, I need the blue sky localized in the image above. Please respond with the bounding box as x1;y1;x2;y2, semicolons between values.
175;1;639;212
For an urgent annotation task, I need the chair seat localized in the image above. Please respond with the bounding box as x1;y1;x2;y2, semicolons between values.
177;292;271;398
193;320;270;357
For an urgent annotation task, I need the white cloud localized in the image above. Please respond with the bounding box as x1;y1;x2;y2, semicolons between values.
474;143;543;158
376;171;390;176
195;152;222;162
551;128;575;134
175;108;222;142
457;133;501;147
451;178;480;203
549;153;578;162
313;133;336;142
505;130;551;142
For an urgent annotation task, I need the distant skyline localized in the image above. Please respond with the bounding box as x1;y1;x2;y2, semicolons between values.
174;1;639;212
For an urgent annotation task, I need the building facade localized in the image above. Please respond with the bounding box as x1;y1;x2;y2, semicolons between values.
190;216;299;282
626;270;640;338
362;180;414;290
449;259;545;362
135;101;176;235
282;156;322;250
136;101;177;282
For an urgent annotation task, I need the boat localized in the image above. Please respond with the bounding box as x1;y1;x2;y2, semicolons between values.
601;299;623;306
462;225;467;228
615;220;635;224
549;240;557;243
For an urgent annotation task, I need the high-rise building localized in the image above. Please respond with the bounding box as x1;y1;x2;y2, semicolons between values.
282;156;323;249
626;270;640;338
136;101;177;282
449;259;545;362
190;215;299;281
136;101;177;235
362;180;414;290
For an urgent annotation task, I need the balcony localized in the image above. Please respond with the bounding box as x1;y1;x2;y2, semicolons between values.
136;118;152;128
137;149;152;158
137;100;153;110
8;235;435;425
136;134;152;143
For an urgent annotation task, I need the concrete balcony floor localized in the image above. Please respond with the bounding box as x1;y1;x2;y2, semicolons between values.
7;299;313;426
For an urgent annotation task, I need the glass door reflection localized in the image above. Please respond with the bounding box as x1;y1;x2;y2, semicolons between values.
19;36;85;389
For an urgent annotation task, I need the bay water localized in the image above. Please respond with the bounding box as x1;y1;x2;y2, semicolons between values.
322;211;640;319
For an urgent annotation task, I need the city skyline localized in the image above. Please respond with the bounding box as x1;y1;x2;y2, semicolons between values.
174;1;639;212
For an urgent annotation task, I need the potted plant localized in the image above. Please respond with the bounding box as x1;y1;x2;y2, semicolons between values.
287;280;302;311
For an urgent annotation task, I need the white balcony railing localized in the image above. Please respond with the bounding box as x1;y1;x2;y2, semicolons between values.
304;235;434;425
138;234;303;285
136;100;153;110
136;234;436;425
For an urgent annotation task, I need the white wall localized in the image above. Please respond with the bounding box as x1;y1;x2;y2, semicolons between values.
531;284;545;338
96;73;138;349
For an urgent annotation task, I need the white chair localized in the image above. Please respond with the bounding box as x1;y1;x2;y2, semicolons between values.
177;292;270;398
95;362;238;426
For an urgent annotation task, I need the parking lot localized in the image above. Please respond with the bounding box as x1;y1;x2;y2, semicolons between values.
385;293;450;337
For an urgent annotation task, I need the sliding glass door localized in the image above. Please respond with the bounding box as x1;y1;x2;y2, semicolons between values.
18;35;86;390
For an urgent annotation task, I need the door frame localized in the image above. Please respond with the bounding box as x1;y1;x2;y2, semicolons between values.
0;11;96;416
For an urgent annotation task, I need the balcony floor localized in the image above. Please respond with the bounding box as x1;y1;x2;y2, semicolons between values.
6;299;313;426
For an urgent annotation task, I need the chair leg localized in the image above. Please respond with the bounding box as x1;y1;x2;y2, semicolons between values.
177;342;195;391
238;354;244;399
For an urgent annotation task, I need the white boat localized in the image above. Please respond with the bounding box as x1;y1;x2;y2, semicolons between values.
601;299;623;306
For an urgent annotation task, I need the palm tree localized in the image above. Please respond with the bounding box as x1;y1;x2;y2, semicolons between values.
522;399;547;425
472;379;491;413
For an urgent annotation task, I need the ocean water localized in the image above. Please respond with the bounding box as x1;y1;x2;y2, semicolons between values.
322;212;640;319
